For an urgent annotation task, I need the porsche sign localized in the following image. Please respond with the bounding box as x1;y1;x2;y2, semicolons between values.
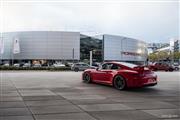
121;52;142;56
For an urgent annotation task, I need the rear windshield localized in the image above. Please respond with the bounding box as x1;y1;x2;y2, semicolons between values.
116;62;138;68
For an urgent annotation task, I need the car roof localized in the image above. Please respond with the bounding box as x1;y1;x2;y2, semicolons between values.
105;61;138;68
75;63;87;64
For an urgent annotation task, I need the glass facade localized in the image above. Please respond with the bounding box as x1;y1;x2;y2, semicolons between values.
80;36;103;62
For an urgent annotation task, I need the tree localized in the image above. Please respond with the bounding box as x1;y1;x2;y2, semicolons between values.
148;51;180;62
158;51;169;60
174;52;180;60
148;53;158;62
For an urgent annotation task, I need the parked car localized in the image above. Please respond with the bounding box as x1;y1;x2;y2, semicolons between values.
33;63;41;68
71;63;96;72
172;63;179;71
23;63;31;67
92;62;101;67
66;62;74;67
148;62;174;71
53;63;66;68
13;63;20;67
2;63;10;67
82;62;157;90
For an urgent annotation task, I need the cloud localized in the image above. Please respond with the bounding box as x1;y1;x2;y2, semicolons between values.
0;1;179;42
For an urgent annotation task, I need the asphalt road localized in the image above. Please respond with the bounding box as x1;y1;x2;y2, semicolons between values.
0;71;179;120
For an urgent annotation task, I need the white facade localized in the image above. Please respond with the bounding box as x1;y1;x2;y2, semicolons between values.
103;35;147;62
1;31;80;60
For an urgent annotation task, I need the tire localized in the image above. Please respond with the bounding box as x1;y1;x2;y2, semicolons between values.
169;68;173;72
83;73;91;83
74;68;79;72
175;67;179;71
113;75;126;90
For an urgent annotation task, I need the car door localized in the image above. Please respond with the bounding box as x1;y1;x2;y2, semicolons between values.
81;64;90;70
163;63;169;70
159;63;165;70
155;63;161;70
92;63;114;83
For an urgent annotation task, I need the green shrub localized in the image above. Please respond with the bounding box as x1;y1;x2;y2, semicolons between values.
49;67;71;71
0;66;71;71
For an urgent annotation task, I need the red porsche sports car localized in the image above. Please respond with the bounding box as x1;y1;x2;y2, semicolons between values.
82;62;157;90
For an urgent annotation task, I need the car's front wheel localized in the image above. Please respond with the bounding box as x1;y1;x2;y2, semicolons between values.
113;75;126;90
74;68;79;72
83;73;91;83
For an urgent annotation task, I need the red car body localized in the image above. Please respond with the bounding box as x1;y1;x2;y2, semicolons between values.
82;62;157;90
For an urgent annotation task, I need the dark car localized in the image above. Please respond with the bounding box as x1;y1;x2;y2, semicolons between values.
82;62;157;90
148;62;174;71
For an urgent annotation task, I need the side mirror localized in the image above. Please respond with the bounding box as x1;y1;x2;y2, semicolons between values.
96;67;99;71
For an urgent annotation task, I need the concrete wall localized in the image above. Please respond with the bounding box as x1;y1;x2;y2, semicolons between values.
1;31;80;60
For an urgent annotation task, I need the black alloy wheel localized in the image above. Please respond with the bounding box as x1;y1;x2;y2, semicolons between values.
169;68;174;72
83;73;91;83
113;75;126;90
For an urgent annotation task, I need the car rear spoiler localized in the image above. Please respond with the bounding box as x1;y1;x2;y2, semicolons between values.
133;65;149;73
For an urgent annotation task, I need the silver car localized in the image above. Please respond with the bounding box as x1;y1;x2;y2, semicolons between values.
71;63;95;72
33;63;41;68
173;63;179;71
13;63;20;67
23;63;31;68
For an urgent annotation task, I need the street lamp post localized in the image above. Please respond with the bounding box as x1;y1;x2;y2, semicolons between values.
90;51;92;66
72;48;74;63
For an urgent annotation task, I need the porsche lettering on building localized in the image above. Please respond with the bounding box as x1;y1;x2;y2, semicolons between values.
121;52;141;56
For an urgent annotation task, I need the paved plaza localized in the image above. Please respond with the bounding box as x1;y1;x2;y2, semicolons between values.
0;71;179;120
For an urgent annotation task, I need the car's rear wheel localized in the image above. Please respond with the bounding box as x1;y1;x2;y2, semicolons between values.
83;73;91;83
169;68;174;72
113;75;126;90
175;67;179;71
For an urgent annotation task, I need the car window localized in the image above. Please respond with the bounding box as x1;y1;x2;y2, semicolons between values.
102;63;112;69
102;63;116;70
111;64;120;70
82;64;89;67
75;64;80;66
155;63;160;65
102;64;107;69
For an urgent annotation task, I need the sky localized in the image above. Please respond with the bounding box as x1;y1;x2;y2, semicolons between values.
0;0;179;43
